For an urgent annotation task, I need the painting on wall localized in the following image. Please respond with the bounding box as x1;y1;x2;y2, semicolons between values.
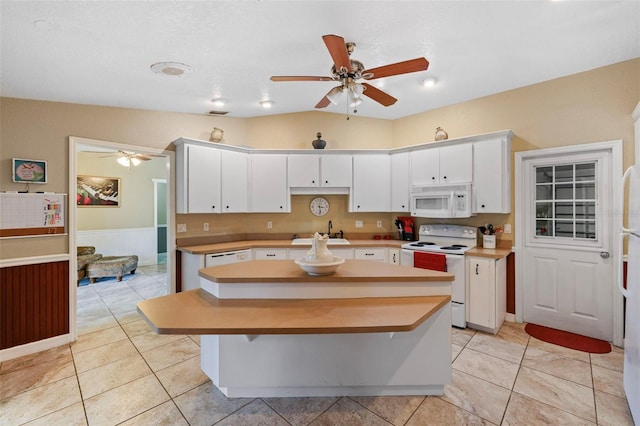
77;175;120;207
12;158;47;184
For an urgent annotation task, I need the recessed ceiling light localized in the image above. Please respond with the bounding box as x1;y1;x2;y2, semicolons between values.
211;98;226;107
423;77;437;88
259;100;274;109
150;62;193;77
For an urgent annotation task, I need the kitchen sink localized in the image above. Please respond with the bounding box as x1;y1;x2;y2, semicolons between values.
291;238;350;245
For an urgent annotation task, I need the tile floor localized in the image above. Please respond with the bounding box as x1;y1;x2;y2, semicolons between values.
0;262;635;425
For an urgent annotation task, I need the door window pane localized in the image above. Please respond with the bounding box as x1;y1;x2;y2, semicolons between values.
533;161;597;241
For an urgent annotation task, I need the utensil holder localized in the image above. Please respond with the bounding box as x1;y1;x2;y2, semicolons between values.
482;235;496;249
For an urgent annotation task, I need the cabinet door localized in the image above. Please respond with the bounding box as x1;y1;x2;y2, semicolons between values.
254;248;287;260
410;148;440;185
391;152;410;211
352;154;390;212
221;150;248;212
467;257;496;329
288;155;320;187
473;137;511;213
439;144;472;184
354;248;386;262
186;144;221;213
321;155;352;187
250;154;288;212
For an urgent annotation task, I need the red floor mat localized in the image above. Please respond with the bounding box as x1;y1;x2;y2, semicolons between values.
525;323;611;354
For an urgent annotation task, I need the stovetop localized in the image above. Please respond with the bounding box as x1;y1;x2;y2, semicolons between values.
401;224;477;255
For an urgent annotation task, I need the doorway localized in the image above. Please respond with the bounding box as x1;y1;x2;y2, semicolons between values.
515;140;623;344
68;136;175;341
154;179;168;264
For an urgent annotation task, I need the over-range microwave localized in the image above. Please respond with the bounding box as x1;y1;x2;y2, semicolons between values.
410;183;472;218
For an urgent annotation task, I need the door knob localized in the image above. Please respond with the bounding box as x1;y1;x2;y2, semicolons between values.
600;252;610;259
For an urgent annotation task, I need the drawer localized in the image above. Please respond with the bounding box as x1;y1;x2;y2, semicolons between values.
354;248;386;262
254;248;288;260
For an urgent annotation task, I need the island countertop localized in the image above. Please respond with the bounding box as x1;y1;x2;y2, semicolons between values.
198;259;454;283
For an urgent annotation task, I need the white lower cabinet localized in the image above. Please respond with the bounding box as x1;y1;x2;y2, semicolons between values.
354;248;386;262
466;256;507;334
254;248;287;260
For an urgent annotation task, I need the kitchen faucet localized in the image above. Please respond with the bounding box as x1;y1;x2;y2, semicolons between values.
327;220;333;237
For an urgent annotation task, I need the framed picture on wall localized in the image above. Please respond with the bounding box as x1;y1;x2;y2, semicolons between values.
12;158;47;184
77;175;120;207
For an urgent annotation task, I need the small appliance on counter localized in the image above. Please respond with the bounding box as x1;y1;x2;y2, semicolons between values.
395;216;415;241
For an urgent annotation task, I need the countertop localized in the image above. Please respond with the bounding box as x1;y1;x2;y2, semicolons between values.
178;238;511;258
199;259;454;283
137;289;451;335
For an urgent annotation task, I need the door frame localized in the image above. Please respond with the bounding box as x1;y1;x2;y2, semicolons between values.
515;140;624;346
153;178;168;256
68;136;176;342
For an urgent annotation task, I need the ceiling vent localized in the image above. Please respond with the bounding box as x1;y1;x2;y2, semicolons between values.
207;110;229;116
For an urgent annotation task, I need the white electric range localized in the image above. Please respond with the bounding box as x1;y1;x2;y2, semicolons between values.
401;224;477;328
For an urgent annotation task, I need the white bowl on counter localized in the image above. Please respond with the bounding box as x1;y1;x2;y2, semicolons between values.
295;256;345;276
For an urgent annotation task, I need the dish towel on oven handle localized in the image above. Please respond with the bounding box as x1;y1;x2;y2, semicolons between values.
413;251;447;272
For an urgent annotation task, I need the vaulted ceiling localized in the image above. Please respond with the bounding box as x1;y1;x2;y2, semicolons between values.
2;1;639;120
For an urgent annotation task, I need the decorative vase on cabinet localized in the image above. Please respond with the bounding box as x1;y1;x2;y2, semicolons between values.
434;127;448;141
312;132;326;149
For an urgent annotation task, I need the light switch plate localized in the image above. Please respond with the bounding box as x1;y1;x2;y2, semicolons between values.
355;220;363;228
177;224;187;233
204;223;209;231
504;224;512;234
267;221;272;229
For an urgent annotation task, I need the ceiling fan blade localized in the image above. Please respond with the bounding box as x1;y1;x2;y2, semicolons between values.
322;34;352;73
271;76;334;82
364;57;429;80
132;154;152;161
315;96;331;109
361;83;397;107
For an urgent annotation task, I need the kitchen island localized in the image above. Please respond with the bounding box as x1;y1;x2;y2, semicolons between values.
138;260;454;398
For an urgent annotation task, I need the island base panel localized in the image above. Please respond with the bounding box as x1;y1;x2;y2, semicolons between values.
201;303;451;398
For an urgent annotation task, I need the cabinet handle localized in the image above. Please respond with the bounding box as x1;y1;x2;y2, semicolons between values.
365;253;374;256
325;180;329;184
212;205;215;209
432;176;436;180
267;254;276;257
481;204;485;208
475;264;479;275
312;180;315;184
226;205;230;209
443;176;447;180
393;253;397;262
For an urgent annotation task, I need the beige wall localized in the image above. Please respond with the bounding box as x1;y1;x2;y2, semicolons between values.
1;58;638;259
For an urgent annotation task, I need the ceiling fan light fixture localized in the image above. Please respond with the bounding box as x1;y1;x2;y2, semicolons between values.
117;156;131;167
351;82;364;96
423;76;437;88
326;86;344;105
130;157;142;166
259;100;274;109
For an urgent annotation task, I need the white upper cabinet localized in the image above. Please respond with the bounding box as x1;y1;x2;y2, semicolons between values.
410;144;472;186
176;143;221;213
390;152;410;211
221;150;248;213
287;154;352;192
352;154;390;212
250;154;289;213
473;135;512;213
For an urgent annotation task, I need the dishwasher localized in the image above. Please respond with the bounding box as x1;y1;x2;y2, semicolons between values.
205;249;252;267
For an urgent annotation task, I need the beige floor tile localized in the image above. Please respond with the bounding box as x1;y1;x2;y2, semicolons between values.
453;347;519;389
350;395;425;425
592;364;625;398
70;325;128;354
594;389;634;426
591;347;624;372
466;331;527;364
451;327;475;346
522;345;592;387
130;330;185;353
497;321;530;345
1;345;71;374
119;400;188;426
155;356;210;397
311;396;391;425
76;313;120;336
441;369;511;424
78;354;151;399
513;366;595;422
452;343;463;361
0;354;76;399
215;398;290;425
121;318;153;337
173;381;253;426
84;374;169;426
0;376;81;425
526;336;591;363
502;392;595;425
141;336;200;372
405;396;490;425
263;396;339;426
189;334;201;345
72;338;139;373
23;401;88;426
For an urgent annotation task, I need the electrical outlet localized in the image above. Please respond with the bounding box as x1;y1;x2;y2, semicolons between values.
177;224;187;233
376;220;382;228
504;224;512;234
355;220;363;228
203;223;209;231
267;221;272;229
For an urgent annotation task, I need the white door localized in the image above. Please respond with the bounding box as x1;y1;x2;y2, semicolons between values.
516;142;621;341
